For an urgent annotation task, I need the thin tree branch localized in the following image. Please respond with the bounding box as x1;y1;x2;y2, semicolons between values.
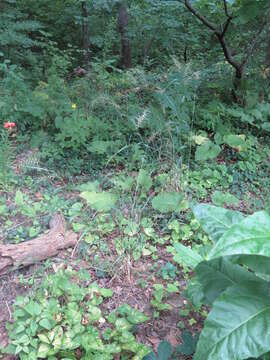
265;35;270;66
184;0;241;73
223;0;230;18
220;16;232;38
184;0;268;82
216;34;241;73
184;0;218;34
221;1;232;38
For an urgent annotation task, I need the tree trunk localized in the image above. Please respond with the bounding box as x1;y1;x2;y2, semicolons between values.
81;0;89;69
184;46;188;63
118;1;131;69
266;35;270;67
232;67;244;103
0;214;77;275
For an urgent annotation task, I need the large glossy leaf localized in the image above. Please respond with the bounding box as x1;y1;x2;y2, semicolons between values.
234;255;270;277
175;331;199;356
194;282;270;360
157;341;172;360
209;211;270;259
167;243;202;269
193;204;244;243
195;258;263;304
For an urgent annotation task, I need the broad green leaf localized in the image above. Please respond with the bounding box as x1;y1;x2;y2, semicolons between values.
137;169;152;192
186;278;205;308
176;331;199;356
16;334;30;345
194;282;270;360
15;190;24;207
223;134;247;151
39;318;53;330
143;352;157;360
37;343;51;358
150;300;171;311
262;123;270;132
24;301;42;316
192;134;208;145
87;305;102;322
234;255;270;277
152;192;184;213
209;211;270;259
117;304;149;324
76;181;100;192
195;141;221;161
167;283;178;293
211;191;239;207
15;324;25;334
195;258;263;304
112;175;134;192
80;191;117;212
167;243;202;269
68;202;83;217
115;318;132;331
99;288;113;298
157;340;172;360
193;204;244;243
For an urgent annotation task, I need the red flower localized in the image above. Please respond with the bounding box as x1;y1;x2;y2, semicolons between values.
3;122;16;129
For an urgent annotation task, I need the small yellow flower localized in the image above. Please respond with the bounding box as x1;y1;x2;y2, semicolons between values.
72;103;77;109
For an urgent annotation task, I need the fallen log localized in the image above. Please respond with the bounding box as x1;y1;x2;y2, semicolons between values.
0;214;78;275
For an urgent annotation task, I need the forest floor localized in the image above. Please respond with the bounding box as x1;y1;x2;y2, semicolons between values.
0;244;200;360
0;144;268;359
0;173;202;359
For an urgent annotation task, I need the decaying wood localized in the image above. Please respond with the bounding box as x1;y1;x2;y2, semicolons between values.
0;214;78;275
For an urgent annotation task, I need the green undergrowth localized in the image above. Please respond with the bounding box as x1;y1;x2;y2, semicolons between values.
0;129;270;360
2;268;150;360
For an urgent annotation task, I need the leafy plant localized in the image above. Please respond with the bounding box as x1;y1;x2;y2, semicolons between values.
195;140;221;162
143;341;173;360
152;192;184;213
211;191;239;207
159;262;177;280
0;130;15;189
137;169;153;196
144;333;199;360
173;204;270;360
223;134;247;152
175;331;199;356
151;283;178;317
1;269;151;360
80;191;118;212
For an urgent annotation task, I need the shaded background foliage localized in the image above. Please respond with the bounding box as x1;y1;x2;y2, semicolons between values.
0;0;270;171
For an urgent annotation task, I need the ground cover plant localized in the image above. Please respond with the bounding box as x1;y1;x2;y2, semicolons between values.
1;0;270;359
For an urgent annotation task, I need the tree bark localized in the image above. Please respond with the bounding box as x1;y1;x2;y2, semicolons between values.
118;0;132;69
184;45;188;63
0;214;77;275
81;0;89;69
266;35;270;66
